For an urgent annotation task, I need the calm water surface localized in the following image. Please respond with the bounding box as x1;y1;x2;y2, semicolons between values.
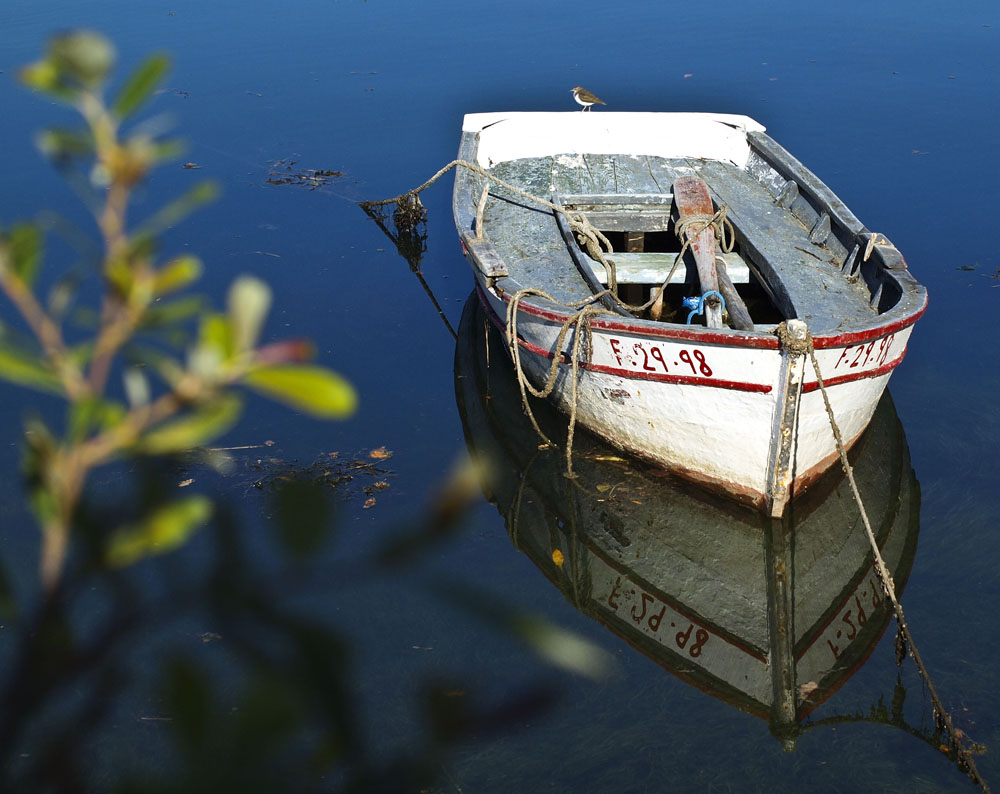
1;1;998;791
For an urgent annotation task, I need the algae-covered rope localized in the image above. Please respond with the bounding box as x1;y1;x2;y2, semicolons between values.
675;209;736;255
776;322;990;794
506;287;615;478
361;159;625;291
360;159;734;320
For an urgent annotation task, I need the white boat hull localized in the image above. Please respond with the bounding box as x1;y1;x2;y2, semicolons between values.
475;279;913;509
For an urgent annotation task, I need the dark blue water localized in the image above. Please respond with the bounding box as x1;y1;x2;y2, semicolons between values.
1;1;998;791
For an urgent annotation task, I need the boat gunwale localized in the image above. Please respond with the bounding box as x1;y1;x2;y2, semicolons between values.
488;278;927;351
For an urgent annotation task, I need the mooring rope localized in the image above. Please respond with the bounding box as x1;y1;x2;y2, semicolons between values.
505;288;615;478
360;159;734;318
776;322;989;793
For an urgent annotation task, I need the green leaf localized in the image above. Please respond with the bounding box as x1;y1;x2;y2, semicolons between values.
35;128;95;162
22;418;59;527
48;30;115;89
136;394;242;455
106;495;213;568
227;275;271;352
3;223;43;286
234;678;303;756
141;295;207;332
48;270;85;321
67;397;126;442
430;578;613;682
125;344;184;384
0;336;62;394
134;181;220;241
153;255;202;296
105;254;134;298
188;312;233;377
244;365;357;419
113;53;170;118
512;614;613;680
66;341;94;371
153;138;184;163
19;59;69;98
123;367;151;407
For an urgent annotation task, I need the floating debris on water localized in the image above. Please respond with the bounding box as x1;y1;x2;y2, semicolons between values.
266;158;343;189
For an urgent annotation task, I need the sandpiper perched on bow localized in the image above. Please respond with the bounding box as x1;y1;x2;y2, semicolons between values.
571;86;606;111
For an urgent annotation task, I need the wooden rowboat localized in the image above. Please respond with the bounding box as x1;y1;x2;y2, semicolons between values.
452;112;927;516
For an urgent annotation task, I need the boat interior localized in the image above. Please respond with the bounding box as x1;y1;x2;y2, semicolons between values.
463;134;922;335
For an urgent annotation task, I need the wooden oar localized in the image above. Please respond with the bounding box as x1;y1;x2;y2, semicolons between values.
673;176;723;328
717;264;754;331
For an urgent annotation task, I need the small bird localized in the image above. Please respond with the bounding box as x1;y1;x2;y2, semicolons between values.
571;85;606;112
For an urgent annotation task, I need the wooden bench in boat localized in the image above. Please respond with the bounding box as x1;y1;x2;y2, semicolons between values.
579;251;750;286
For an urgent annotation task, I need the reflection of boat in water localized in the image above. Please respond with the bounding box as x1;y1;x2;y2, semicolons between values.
454;292;920;744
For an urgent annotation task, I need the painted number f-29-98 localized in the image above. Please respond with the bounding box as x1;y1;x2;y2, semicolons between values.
608;338;713;377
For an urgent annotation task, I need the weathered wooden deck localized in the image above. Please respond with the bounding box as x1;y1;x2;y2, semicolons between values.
482;153;877;333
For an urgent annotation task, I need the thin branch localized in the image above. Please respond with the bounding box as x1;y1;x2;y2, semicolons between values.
0;260;88;401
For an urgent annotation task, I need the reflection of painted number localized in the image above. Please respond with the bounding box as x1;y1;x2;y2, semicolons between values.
630;592;667;632
826;575;883;661
607;576;623;609
842;611;857;641
607;577;667;634
676;623;709;657
631;591;653;621
854;595;868;627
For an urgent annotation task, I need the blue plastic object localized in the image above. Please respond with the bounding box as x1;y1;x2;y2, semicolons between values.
685;290;726;325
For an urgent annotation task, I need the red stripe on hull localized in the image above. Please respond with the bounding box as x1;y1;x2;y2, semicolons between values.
489;282;926;351
802;355;905;392
478;282;907;394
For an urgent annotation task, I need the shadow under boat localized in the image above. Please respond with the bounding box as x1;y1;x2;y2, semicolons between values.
454;291;921;746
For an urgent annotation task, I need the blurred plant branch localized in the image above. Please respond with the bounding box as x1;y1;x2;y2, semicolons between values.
0;31;613;794
0;30;357;590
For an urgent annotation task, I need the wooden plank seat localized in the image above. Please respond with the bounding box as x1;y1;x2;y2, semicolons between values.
580;251;750;285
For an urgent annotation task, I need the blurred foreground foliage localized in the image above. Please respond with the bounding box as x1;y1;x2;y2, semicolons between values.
0;452;589;794
0;31;609;794
1;29;357;590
